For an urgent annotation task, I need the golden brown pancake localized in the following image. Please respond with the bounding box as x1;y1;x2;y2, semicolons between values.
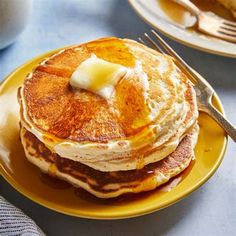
21;38;196;141
19;37;198;172
20;125;198;198
18;37;199;198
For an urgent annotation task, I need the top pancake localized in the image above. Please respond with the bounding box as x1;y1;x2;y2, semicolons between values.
19;37;198;171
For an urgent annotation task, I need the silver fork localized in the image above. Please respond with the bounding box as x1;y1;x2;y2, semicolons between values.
172;0;236;43
139;30;236;142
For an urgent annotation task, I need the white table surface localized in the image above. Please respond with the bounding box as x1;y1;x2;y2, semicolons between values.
0;1;235;235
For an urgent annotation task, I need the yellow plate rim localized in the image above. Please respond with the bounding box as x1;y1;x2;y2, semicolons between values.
0;48;228;219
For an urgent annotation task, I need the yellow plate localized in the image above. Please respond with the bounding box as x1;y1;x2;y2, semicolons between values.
0;49;227;219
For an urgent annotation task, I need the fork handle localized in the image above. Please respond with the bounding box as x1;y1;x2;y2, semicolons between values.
205;103;236;142
172;0;200;16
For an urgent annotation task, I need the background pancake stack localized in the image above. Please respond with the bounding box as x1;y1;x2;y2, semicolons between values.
18;37;199;198
216;0;236;17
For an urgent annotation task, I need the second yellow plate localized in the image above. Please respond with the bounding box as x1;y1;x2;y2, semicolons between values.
0;49;227;219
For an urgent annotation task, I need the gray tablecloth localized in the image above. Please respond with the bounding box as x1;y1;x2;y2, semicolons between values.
0;196;44;236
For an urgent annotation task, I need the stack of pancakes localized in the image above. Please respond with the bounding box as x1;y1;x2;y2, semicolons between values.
18;38;199;198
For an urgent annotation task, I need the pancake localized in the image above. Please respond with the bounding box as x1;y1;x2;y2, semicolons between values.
19;37;198;172
20;125;199;199
216;0;236;17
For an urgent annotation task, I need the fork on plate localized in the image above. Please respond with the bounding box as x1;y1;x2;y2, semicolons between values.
172;0;236;43
139;30;236;142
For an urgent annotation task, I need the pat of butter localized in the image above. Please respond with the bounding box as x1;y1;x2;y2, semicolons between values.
70;55;128;99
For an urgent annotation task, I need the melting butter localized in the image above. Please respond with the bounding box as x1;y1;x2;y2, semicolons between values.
70;54;128;99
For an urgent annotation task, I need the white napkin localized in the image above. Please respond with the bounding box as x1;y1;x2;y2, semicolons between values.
0;196;45;236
